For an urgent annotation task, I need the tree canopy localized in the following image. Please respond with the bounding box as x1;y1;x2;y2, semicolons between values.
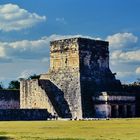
0;82;4;89
28;74;40;80
8;80;20;89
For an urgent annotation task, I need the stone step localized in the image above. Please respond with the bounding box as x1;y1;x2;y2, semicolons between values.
38;80;72;118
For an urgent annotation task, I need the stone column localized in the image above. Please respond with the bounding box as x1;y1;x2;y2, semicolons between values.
94;104;110;118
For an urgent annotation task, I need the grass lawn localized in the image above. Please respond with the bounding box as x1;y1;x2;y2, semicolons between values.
0;119;140;140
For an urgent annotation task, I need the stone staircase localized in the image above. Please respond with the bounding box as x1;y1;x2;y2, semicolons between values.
38;80;72;118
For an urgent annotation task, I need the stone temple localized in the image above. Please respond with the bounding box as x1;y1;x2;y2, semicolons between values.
20;37;136;119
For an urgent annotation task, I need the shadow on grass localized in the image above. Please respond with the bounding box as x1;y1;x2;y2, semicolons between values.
0;136;13;140
46;138;85;140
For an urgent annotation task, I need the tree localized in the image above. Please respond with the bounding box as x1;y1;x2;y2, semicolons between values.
28;74;40;80
0;82;4;89
8;80;20;89
137;78;140;84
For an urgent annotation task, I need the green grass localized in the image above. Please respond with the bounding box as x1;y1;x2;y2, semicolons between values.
0;119;140;140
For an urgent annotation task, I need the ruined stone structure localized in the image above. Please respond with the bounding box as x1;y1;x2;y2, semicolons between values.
0;109;49;121
93;92;135;118
20;37;136;119
0;90;50;121
0;90;19;109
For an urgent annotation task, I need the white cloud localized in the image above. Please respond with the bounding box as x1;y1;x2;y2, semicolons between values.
0;3;46;31
0;34;103;62
42;57;49;62
18;69;35;79
46;34;101;41
136;67;140;74
107;32;138;50
111;50;140;63
0;46;5;57
0;57;12;63
108;32;140;83
0;32;139;83
0;37;50;60
0;33;139;64
108;32;140;67
0;35;84;60
116;71;134;78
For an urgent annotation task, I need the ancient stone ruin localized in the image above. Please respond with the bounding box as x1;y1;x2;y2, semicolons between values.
20;37;136;119
0;90;19;109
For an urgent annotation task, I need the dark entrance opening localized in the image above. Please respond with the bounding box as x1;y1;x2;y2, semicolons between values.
127;105;132;117
111;105;117;118
118;105;123;117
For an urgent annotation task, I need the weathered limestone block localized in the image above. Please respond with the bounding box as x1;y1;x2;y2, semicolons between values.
20;79;56;115
21;37;135;119
40;37;122;118
40;38;83;119
42;69;82;119
38;79;72;118
50;38;79;70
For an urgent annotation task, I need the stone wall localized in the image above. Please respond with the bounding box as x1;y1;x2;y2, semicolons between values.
41;37;122;118
20;79;55;114
41;69;82;119
77;38;121;117
0;109;49;120
50;38;79;70
40;38;83;119
20;79;73;118
20;37;137;119
93;92;136;118
78;38;121;90
0;90;19;109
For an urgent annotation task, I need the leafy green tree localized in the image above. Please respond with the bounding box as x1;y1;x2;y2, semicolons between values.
8;80;20;89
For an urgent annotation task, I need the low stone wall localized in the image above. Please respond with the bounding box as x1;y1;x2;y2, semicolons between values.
0;109;50;121
0;90;20;109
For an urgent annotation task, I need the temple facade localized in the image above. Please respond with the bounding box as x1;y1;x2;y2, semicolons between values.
20;37;136;119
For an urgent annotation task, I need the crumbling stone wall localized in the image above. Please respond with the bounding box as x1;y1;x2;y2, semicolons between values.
0;109;49;120
20;79;55;114
40;38;82;119
0;90;19;109
78;38;119;87
93;92;136;118
20;79;72;118
78;38;121;117
41;69;82;119
50;38;79;70
21;37;134;119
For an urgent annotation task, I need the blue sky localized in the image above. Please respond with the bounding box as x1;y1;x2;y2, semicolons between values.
0;0;140;87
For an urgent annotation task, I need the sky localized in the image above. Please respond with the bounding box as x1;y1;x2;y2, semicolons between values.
0;0;140;87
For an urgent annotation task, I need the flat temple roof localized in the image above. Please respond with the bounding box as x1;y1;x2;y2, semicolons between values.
50;37;109;45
